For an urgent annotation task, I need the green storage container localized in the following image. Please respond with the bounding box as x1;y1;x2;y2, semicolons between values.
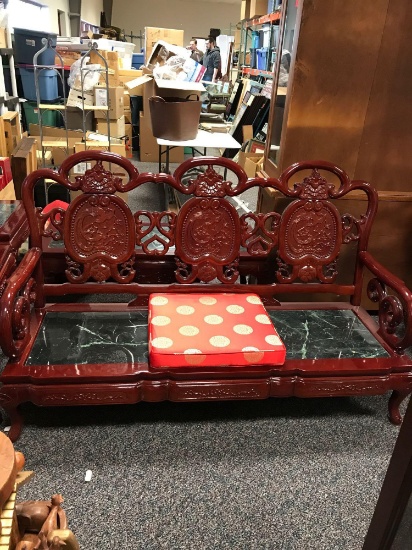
22;101;60;128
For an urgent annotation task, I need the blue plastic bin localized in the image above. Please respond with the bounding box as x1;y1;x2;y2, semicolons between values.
250;48;257;69
132;53;144;68
256;48;269;71
13;28;57;65
19;67;59;101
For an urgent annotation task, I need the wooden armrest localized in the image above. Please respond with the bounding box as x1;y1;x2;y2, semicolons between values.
0;248;42;359
360;251;412;352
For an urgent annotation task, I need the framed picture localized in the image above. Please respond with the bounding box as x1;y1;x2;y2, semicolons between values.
248;139;266;154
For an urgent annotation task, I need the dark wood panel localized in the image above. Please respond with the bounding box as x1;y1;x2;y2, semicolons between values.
355;1;412;190
280;0;389;174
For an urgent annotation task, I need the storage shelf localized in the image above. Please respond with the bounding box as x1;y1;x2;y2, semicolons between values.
241;68;274;77
248;12;281;27
38;104;109;111
38;104;66;110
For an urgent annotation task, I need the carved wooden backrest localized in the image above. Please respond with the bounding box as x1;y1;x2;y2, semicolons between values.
272;162;377;286
64;165;136;283
21;152;377;294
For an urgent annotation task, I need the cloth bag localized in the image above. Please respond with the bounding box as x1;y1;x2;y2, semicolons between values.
149;94;201;141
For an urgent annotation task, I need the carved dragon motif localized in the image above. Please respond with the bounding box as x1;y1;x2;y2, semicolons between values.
64;195;135;283
74;161;123;193
175;197;240;283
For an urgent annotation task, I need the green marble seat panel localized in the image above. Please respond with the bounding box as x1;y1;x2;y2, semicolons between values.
25;309;389;366
0;202;17;227
267;310;389;360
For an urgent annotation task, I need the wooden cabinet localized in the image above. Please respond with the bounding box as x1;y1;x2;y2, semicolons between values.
259;0;412;295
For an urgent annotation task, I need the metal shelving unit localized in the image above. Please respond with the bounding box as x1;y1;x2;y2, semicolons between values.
0;12;20;115
32;39;111;203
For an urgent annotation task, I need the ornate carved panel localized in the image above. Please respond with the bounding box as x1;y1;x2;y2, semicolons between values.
64;194;135;283
36;206;66;241
240;212;281;256
175;197;241;283
277;199;342;283
135;211;176;255
74;161;123;193
186;166;234;197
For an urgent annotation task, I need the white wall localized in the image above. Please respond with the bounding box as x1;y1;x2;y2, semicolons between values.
112;0;239;46
45;0;70;35
43;0;104;35
81;0;104;26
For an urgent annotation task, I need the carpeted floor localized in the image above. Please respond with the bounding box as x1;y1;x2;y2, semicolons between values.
1;388;403;550
0;155;404;549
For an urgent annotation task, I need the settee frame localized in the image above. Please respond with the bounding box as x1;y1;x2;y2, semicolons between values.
1;151;412;441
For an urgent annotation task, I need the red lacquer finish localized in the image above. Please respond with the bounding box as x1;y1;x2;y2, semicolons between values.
0;151;411;441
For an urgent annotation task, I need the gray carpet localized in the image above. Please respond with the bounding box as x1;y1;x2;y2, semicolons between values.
2;391;403;549
0;155;403;549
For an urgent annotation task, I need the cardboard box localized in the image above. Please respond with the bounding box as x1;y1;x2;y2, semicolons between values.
29;124;85;150
234;29;241;48
123;91;131;108
74;141;126;156
94;86;125;119
145;27;184;64
66;106;94;132
2;112;22;157
123;109;132;124
250;0;267;18
0;28;7;49
118;69;142;88
96;116;126;138
55;50;81;67
139;112;183;163
90;49;120;86
237;152;264;178
46;137;76;166
0;180;15;200
67;88;94;109
146;40;189;70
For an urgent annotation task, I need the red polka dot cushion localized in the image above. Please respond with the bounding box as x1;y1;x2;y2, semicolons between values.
148;293;286;368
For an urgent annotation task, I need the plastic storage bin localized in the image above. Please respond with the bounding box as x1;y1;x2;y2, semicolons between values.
132;53;144;69
256;48;269;70
22;101;59;128
250;48;257;69
251;31;260;49
13;28;57;65
19;67;59;101
262;24;271;48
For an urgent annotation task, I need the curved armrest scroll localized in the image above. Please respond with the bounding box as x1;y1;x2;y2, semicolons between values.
360;251;412;353
0;248;42;359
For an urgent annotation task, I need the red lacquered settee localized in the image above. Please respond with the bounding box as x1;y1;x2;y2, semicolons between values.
1;151;411;441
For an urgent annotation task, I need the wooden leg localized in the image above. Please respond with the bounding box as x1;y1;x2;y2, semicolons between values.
388;390;411;425
0;395;24;442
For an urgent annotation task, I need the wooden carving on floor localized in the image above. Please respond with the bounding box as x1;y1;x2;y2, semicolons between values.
16;494;79;549
0;432;79;549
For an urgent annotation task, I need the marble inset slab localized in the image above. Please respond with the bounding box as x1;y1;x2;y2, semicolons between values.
26;311;149;366
268;309;389;359
26;308;388;366
0;202;17;227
